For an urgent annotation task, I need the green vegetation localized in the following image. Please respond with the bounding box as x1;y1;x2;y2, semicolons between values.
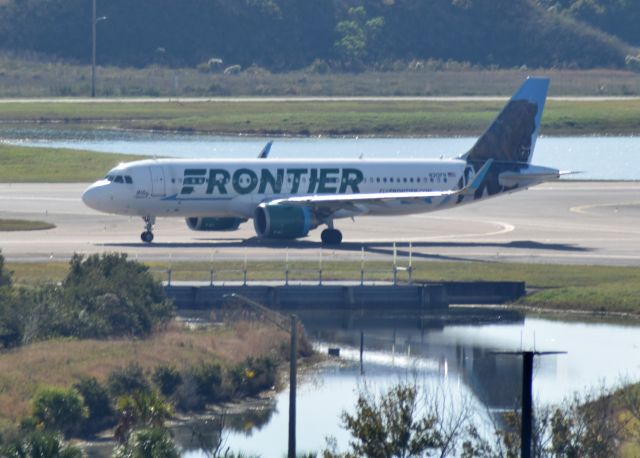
0;249;295;449
3;53;640;97
0;321;289;426
8;259;640;316
0;252;174;347
1;97;640;154
0;219;54;231
324;381;629;457
0;0;632;70
30;387;87;439
0;143;142;183
541;0;640;47
0;431;83;458
113;427;179;458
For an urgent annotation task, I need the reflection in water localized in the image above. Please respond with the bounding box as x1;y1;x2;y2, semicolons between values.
184;308;640;457
172;403;276;453
299;307;525;412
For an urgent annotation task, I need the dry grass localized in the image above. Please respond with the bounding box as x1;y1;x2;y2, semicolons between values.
0;320;288;424
1;52;640;97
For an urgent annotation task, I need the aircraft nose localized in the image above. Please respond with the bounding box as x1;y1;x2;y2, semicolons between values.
82;183;104;211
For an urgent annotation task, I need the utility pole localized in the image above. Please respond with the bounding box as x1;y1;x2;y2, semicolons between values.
91;0;107;98
495;350;565;458
91;0;96;98
288;315;298;458
221;294;298;458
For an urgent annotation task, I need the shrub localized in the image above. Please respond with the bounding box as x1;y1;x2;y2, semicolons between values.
173;362;226;412
73;377;115;436
231;356;277;397
172;373;205;412
114;391;173;444
191;362;225;403
0;430;83;458
108;363;151;398
0;251;11;288
31;387;88;439
63;253;175;338
152;365;182;398
113;427;179;458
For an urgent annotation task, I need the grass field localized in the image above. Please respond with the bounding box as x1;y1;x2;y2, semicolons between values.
0;320;287;428
7;260;640;316
0;143;143;182
0;219;54;231
1;98;640;137
1;52;640;97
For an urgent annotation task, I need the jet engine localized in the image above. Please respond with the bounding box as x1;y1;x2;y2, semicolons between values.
185;217;246;231
253;204;318;239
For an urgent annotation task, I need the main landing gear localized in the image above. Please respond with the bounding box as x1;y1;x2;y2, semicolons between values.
141;216;155;243
321;228;342;245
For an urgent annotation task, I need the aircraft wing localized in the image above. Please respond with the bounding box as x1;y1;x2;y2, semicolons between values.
267;159;493;213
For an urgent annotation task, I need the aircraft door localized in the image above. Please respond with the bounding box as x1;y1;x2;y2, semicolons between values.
149;166;166;197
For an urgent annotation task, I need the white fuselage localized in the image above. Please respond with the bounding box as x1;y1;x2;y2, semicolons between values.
82;157;472;219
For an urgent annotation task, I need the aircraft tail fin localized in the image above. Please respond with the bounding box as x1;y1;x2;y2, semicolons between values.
463;77;549;165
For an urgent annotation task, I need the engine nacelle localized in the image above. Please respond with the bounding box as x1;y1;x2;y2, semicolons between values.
185;217;246;231
253;204;318;239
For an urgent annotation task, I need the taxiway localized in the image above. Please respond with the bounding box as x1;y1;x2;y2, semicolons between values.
0;181;638;265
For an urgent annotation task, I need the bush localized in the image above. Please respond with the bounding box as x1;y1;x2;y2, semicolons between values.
152;365;182;398
0;251;11;288
0;430;83;458
108;363;151;398
191;362;225;403
114;391;173;444
1;252;175;347
173;362;225;412
173;373;205;412
113;427;179;458
230;356;277;397
31;387;87;439
73;377;115;436
62;253;175;338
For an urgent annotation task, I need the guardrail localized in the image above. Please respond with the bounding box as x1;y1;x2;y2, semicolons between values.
153;242;416;287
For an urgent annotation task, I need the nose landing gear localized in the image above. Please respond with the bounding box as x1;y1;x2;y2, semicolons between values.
141;216;155;243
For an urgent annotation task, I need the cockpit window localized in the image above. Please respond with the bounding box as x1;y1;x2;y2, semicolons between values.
114;176;124;183
125;176;133;184
105;175;114;182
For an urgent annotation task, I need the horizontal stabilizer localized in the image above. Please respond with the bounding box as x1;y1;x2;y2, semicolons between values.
498;165;561;188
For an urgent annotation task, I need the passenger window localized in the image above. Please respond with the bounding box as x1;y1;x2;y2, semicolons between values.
114;176;124;183
125;176;133;184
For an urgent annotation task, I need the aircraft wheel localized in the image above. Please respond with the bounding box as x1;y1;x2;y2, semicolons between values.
321;228;342;245
141;231;154;243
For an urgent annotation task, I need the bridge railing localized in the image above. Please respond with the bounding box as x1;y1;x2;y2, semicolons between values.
150;243;416;287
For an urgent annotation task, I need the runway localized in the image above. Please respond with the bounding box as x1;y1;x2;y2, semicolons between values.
0;181;639;265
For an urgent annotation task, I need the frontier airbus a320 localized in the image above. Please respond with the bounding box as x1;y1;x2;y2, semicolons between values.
82;77;562;245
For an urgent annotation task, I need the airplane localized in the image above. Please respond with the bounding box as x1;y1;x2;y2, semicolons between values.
82;77;562;245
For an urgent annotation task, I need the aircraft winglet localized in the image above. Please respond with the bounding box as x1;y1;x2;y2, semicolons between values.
464;159;493;195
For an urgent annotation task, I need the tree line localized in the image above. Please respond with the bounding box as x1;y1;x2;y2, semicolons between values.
0;0;635;71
